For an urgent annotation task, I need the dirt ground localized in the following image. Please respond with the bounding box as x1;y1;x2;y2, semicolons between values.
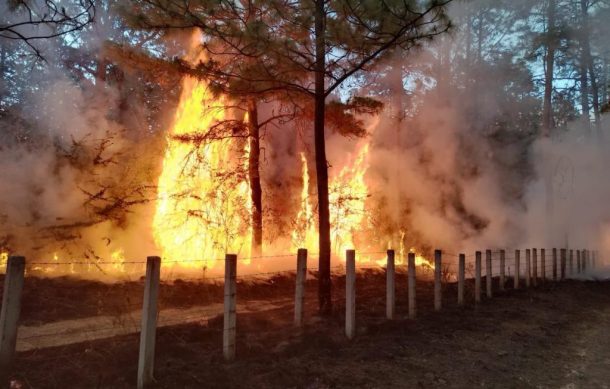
11;274;610;388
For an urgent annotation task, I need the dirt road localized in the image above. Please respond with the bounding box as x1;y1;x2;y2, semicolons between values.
16;299;291;351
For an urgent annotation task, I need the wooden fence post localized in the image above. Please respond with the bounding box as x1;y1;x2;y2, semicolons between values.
541;249;546;282
224;254;237;361
137;256;161;389
560;249;567;280
485;250;492;298
386;250;395;320
0;256;25;385
532;248;538;287
458;254;465;305
577;250;582;274
408;252;416;319
552;248;558;280
514;250;520;289
569;249;574;276
592;250;596;269
434;250;442;311
475;251;482;303
525;249;531;288
499;250;505;292
345;250;356;339
294;249;307;327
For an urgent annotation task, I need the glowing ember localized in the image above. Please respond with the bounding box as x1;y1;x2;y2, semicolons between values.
0;251;7;272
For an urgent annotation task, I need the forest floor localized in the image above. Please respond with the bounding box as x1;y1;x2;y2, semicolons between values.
10;272;610;388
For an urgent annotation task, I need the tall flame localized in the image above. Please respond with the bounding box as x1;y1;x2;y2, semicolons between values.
152;38;251;268
292;143;370;257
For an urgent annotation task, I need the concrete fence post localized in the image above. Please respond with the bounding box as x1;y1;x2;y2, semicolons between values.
532;248;538;287
294;249;307;327
458;254;465;305
514;250;520;289
137;256;161;389
434;250;442;311
552;248;558;281
585;250;591;269
499;250;505;292
577;250;582;274
569;250;574;277
485;250;492;298
386;250;395;320
345;250;356;339
0;256;25;385
223;254;237;361
475;251;482;303
408;252;416;319
560;249;567;280
541;249;546;282
525;249;531;288
582;249;587;272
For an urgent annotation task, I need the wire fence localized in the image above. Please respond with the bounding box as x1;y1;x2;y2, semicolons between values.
0;246;600;387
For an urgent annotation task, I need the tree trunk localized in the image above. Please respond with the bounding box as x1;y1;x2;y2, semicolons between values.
314;0;332;315
0;42;6;109
589;58;601;138
542;0;557;247
541;0;556;138
580;0;601;137
602;56;609;108
579;57;590;128
578;0;592;135
247;99;263;257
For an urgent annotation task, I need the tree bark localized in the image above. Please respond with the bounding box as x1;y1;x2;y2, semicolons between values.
314;0;332;315
0;42;6;109
541;0;556;138
602;56;609;108
542;0;557;247
247;99;263;257
579;0;591;134
580;0;601;137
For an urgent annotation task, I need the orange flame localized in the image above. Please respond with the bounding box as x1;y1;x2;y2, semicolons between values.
152;35;251;269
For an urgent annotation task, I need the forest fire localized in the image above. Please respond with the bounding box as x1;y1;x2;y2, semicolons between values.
3;1;610;387
152;73;252;270
147;34;423;273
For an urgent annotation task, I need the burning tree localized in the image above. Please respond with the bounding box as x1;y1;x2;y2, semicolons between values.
120;0;452;313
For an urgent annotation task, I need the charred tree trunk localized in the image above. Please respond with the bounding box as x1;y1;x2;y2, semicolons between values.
247;99;263;257
541;0;556;138
314;0;332;315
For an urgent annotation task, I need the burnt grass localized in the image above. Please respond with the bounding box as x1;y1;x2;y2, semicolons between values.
11;272;610;388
